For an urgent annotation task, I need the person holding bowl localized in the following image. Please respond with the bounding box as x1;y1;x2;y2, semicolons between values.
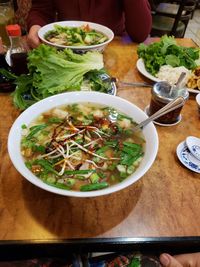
26;0;152;48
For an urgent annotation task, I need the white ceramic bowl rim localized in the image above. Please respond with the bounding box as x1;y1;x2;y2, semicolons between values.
8;92;158;197
38;20;114;50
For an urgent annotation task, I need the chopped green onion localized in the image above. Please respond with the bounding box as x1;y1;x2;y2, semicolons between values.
48;117;63;124
90;173;100;183
34;159;58;175
80;182;109;191
21;124;27;129
64;169;95;175
66;178;75;187
45;181;71;190
26;124;47;140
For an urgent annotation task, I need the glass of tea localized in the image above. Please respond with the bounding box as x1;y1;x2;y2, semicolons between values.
0;0;15;49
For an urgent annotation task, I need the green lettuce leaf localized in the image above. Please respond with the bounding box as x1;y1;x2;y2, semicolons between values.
137;35;200;76
11;44;108;110
28;44;104;98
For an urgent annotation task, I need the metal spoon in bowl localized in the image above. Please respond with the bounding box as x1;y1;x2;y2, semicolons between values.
133;96;185;131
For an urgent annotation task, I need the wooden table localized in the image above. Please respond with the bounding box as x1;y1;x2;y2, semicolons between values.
0;37;200;241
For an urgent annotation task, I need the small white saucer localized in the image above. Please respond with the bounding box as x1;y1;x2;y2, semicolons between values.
144;105;182;127
186;136;200;161
176;141;200;173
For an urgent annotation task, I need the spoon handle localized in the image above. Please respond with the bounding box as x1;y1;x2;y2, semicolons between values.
104;77;153;87
134;96;185;131
175;72;186;88
117;81;153;87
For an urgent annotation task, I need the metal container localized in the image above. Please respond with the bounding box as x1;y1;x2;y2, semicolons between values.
149;81;189;124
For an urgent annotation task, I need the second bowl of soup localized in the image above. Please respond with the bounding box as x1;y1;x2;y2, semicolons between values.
38;21;114;52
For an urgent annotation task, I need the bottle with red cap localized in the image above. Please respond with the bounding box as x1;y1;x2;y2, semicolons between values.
6;24;28;75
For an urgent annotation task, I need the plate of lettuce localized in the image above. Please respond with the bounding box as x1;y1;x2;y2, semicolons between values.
137;35;200;93
2;44;116;110
137;35;200;76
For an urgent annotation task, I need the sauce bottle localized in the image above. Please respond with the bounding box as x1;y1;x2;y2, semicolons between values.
0;49;15;92
149;81;189;124
6;24;28;75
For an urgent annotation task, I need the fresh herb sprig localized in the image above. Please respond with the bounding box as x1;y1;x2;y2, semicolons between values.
137;35;200;76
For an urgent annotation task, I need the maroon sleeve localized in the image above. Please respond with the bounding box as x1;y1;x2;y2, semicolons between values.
123;0;152;42
26;0;55;30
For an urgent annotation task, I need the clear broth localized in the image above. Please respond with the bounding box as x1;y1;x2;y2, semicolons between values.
21;103;145;192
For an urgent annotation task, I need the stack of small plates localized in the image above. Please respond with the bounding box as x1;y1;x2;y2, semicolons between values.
177;136;200;173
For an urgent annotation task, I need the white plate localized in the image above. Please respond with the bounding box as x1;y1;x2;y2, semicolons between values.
136;58;160;83
136;58;200;94
176;141;200;173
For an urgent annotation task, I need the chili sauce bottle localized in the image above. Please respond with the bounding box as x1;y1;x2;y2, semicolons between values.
6;24;28;75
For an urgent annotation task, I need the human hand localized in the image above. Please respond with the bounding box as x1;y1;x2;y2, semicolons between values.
160;252;200;267
27;25;41;49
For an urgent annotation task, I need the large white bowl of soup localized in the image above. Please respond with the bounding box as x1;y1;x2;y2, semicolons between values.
8;92;158;197
38;21;114;52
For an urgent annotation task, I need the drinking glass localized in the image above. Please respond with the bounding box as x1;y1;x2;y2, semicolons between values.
0;0;15;49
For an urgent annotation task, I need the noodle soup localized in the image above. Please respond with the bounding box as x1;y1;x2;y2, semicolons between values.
44;24;108;46
21;103;145;192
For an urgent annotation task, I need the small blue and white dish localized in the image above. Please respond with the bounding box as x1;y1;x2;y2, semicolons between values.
99;73;117;96
81;73;117;96
186;136;200;161
176;141;200;174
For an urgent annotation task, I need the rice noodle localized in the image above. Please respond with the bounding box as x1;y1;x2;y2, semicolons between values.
156;65;191;86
